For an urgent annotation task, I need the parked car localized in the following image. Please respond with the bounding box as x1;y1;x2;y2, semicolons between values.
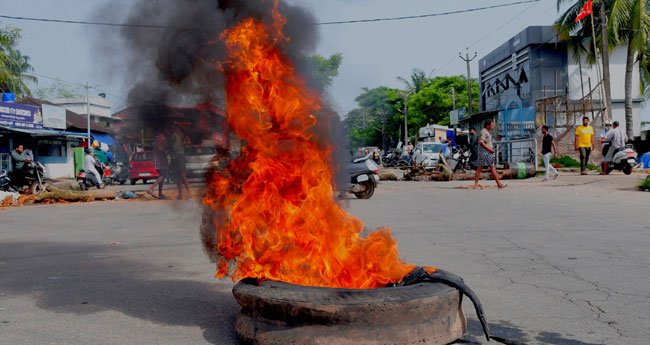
185;145;223;178
413;142;444;171
129;151;159;185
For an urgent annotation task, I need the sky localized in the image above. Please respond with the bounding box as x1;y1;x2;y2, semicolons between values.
1;0;648;122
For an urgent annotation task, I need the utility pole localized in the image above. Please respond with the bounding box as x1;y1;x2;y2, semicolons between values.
402;93;409;145
451;87;457;136
459;51;478;116
599;1;612;121
451;87;456;109
85;82;91;144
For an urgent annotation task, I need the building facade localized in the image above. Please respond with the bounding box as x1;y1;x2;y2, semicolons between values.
462;26;643;140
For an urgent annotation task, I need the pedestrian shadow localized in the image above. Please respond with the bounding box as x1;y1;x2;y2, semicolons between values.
0;241;239;345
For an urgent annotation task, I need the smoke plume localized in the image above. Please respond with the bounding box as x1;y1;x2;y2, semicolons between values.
92;0;351;262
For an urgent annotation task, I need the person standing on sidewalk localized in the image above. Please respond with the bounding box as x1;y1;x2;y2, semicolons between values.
473;120;506;189
574;116;594;175
541;126;559;181
148;131;169;199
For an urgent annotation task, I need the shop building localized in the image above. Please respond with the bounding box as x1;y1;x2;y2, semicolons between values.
461;26;643;140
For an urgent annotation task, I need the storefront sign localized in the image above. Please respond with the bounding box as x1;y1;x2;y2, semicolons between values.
42;104;67;129
449;109;459;125
0;101;43;129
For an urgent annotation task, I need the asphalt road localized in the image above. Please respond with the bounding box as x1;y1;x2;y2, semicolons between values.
1;172;649;345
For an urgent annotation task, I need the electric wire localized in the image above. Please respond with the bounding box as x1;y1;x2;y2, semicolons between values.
316;0;542;25
0;1;542;28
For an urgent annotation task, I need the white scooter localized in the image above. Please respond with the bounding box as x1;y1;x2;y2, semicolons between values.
604;144;638;175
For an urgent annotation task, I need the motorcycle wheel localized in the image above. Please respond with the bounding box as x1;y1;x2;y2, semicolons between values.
623;165;632;175
354;181;375;199
143;179;148;184
31;179;53;195
130;179;137;185
120;180;126;185
79;181;88;191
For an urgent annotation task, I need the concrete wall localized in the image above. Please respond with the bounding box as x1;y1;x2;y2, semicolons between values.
41;142;75;179
567;46;643;136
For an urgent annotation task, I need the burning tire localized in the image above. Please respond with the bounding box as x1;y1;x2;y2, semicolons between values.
232;279;466;345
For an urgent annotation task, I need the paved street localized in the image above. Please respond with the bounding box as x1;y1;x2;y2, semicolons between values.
1;173;649;345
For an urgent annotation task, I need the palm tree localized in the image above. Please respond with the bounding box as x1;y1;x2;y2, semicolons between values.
397;68;428;94
0;26;36;97
556;0;650;138
1;49;37;97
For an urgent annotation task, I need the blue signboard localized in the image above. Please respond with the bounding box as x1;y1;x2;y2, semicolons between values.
0;101;43;129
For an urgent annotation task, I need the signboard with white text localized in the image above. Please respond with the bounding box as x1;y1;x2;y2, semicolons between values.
0;101;43;129
42;104;67;129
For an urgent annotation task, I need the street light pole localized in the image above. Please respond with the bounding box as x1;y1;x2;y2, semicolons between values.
459;51;478;116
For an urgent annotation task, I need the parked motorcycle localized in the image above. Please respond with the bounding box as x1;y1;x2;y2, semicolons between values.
349;154;380;199
111;162;129;185
446;146;472;172
0;161;52;194
603;144;638;175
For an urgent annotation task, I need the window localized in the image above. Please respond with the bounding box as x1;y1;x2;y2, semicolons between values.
37;140;66;157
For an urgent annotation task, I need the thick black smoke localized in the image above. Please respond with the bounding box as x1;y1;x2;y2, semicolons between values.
93;0;351;261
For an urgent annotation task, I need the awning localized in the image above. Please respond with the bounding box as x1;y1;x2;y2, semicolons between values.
91;133;117;145
0;125;87;138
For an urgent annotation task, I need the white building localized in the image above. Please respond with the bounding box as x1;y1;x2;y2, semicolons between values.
49;95;117;129
567;46;643;136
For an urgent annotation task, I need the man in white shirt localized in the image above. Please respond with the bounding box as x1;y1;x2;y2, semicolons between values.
83;149;103;188
601;121;628;174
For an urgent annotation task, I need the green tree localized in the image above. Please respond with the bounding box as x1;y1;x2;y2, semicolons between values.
556;0;650;138
344;75;479;149
0;24;36;97
343;86;402;149
36;80;83;99
407;76;479;128
309;53;343;90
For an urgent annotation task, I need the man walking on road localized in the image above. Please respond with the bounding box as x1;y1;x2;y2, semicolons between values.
148;131;169;199
601;121;628;174
574;116;594;175
468;128;478;168
474;119;506;189
541;126;559;181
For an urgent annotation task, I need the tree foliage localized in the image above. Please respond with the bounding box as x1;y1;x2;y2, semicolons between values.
309;53;343;91
36;80;83;99
344;74;478;150
0;24;36;97
556;0;650;137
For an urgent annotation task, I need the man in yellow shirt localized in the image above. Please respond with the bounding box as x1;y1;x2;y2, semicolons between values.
574;116;594;175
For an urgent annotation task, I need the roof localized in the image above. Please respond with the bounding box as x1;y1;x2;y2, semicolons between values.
479;26;562;74
16;97;112;134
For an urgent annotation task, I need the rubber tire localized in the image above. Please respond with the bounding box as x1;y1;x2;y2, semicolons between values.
130;179;137;185
119;180;126;185
354;181;375;199
79;182;88;191
143;179;148;184
233;278;460;325
623;165;632;175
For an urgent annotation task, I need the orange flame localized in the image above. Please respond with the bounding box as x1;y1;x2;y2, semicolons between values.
203;2;417;289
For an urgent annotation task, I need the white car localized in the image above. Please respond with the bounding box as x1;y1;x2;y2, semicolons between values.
185;146;224;177
413;142;444;170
